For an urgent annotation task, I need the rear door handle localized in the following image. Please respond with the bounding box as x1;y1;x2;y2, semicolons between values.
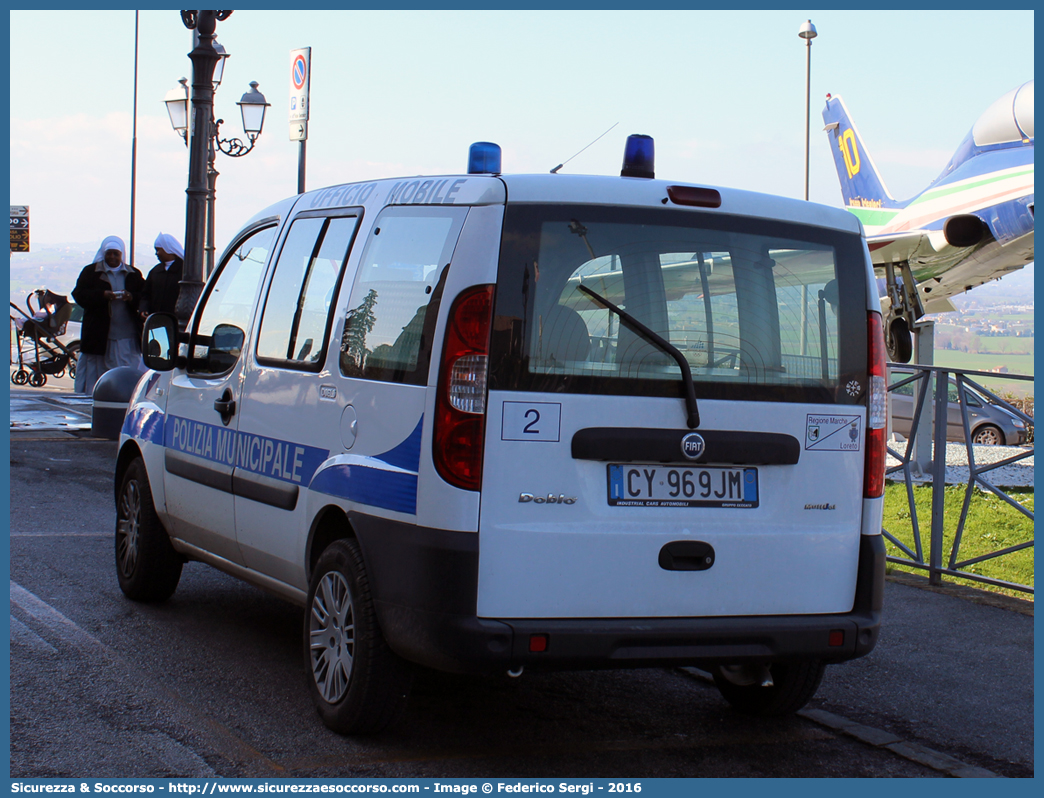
658;540;715;571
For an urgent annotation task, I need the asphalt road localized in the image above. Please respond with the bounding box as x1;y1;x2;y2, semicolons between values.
8;436;1034;779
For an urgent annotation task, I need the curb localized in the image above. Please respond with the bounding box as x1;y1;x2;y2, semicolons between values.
886;571;1033;616
680;668;1002;778
9;430;112;442
799;708;1000;778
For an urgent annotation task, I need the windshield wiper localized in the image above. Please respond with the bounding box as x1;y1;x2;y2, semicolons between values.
576;283;700;429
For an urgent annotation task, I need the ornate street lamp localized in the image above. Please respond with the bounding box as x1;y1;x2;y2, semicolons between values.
202;80;268;276
164;45;227;143
237;82;269;143
164;78;189;142
212;41;229;87
168;11;267;315
174;9;226;329
210;81;269;156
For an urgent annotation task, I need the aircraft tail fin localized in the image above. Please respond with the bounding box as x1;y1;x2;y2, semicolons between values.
822;94;904;210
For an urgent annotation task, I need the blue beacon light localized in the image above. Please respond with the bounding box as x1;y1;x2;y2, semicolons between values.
468;142;502;175
621;134;655;179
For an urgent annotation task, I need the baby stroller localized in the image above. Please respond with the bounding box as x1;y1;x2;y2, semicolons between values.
10;289;81;388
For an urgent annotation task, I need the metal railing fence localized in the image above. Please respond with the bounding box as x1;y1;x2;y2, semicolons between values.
884;364;1034;594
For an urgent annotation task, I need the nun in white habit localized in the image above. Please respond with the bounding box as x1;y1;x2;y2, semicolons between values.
71;235;148;395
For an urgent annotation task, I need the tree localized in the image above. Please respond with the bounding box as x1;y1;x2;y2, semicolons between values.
340;289;378;376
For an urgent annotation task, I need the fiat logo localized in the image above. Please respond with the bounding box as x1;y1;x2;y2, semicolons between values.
681;432;705;460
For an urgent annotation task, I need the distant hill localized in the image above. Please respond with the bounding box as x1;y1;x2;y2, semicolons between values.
9;242;157;309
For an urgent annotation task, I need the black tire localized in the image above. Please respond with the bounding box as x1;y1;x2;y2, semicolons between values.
972;424;1003;446
115;458;183;602
713;660;826;716
305;538;413;735
887;317;913;364
29;371;46;387
12;369;29;386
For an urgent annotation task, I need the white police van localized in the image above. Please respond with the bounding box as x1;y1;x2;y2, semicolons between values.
118;136;887;734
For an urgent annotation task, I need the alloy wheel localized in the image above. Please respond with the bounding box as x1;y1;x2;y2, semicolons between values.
116;479;141;578
309;571;355;704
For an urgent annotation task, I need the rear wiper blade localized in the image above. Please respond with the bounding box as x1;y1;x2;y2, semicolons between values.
576;283;700;429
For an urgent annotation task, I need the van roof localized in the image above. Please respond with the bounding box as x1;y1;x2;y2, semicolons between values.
239;173;863;236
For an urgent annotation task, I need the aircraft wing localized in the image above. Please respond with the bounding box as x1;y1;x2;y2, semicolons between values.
865;231;927;265
868;224;1033;315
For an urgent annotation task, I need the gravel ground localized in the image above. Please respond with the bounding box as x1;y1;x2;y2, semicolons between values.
887;439;1034;488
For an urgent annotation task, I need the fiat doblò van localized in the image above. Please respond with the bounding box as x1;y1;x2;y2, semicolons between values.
118;137;886;734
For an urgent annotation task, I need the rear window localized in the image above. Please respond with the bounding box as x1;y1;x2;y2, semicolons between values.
489;204;869;404
339;206;467;385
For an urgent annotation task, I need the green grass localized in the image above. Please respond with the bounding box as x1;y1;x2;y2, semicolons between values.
964;335;1035;354
882;482;1034;599
931;349;1035;374
902;349;1035;398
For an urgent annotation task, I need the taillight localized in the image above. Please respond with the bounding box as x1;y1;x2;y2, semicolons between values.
865;311;887;498
433;285;494;491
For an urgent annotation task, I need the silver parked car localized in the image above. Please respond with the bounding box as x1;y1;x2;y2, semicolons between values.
889;371;1028;446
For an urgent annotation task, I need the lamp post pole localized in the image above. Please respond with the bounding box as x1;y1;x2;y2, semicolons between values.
167;19;267;307
204;41;228;279
799;19;818;202
130;11;139;270
206;125;219;277
176;9;228;330
798;20;817;357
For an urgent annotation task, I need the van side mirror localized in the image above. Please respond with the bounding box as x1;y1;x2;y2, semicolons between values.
142;313;182;371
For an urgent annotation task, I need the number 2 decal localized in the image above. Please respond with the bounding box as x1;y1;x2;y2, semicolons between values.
501;402;561;442
522;409;540;434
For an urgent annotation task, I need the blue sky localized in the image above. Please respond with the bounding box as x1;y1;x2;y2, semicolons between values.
9;9;1034;260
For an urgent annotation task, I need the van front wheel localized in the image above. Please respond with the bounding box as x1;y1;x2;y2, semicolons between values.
115;458;183;602
712;660;826;716
305;539;412;735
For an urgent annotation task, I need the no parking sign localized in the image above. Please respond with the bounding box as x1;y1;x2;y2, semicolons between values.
289;47;310;140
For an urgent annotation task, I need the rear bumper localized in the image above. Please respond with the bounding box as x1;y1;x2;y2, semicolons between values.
352;513;884;675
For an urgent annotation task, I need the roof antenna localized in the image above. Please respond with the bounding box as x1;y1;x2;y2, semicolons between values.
550;122;619;173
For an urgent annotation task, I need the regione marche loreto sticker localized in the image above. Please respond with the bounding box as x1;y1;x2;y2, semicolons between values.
805;414;862;451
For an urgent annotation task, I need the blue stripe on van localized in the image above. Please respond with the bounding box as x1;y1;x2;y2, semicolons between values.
308;417;424;515
375;417;423;470
309;464;418;515
125;405;422;514
122;406;165;444
165;415;329;486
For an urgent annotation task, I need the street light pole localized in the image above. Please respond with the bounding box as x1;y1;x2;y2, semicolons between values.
798;19;818;358
206;130;219;278
203;41;231;278
130;11;139;270
176;9;230;330
799;19;818;202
